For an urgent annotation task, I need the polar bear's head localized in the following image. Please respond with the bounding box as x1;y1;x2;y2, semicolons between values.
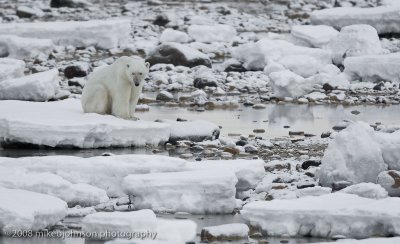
124;57;150;87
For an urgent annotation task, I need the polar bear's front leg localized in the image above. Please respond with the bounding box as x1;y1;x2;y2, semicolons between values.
129;86;142;120
111;93;131;119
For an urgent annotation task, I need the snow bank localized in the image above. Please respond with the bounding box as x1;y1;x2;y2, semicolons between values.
0;18;131;49
310;6;400;34
82;210;157;240
377;170;400;197
312;237;400;244
188;24;237;43
269;70;312;98
317;122;387;187
0;35;54;59
0;58;25;81
375;130;400;170
123;170;237;214
201;223;249;241
0;187;67;233
241;193;400;238
344;53;400;83
0;167;108;207
327;25;383;65
159;119;220;143
0;99;170;148
160;29;190;43
0;69;60;101
0;155;187;197
339;183;388;199
233;38;331;71
291;25;338;48
188;159;264;191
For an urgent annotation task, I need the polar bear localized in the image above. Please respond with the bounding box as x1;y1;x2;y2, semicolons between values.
81;56;150;120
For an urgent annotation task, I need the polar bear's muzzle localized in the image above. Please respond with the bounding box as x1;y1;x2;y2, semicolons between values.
133;78;140;87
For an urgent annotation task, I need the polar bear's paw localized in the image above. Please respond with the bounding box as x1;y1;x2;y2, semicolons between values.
129;116;140;121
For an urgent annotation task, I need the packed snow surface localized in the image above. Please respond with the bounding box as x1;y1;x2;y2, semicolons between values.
310;6;400;34
123;170;238;214
0;18;131;49
0;187;67;234
0;99;170;148
0;58;25;81
242;193;400;238
0;69;60;101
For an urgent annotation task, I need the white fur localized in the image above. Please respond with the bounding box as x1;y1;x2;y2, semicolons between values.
81;56;150;119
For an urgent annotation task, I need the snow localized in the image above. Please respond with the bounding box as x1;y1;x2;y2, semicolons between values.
159;119;220;143
241;193;400;238
339;183;388;199
377;170;400;197
327;25;383;65
0;58;25;81
296;186;332;198
0;155;188;197
201;223;249;240
0;167;109;207
344;53;400;83
187;159;265;191
188;24;237;43
317;122;387;187
0;69;60;101
82;210;157;240
291;25;338;48
160;29;190;43
312;237;400;244
269;70;313;98
156;218;197;243
123;170;238;214
0;35;54;59
279;55;322;78
0;18;131;49
0;99;170;148
0;187;67;233
233;38;332;71
310;6;400;34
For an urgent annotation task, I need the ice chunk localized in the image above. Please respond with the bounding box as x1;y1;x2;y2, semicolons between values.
344;53;400;83
0;69;60;101
201;223;249;241
82;210;157;240
188;24;237;43
317;122;387;187
160;29;190;43
339;183;388;199
279;55;323;78
123;170;238;214
269;70;313;98
0;19;131;49
233;38;331;71
187;159;264;191
0;99;170;148
0;58;25;81
310;6;400;34
159;119;220;143
0;155;187;197
0;35;54;59
0;187;67;233
0;167;108;207
296;186;332;198
327;25;383;65
377;170;400;197
241;193;400;238
156;218;197;243
291;25;338;48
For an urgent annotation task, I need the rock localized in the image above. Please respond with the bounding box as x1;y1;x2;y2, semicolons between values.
224;63;247;72
193;78;217;89
146;43;211;68
16;6;44;18
377;170;400;197
153;14;169;26
160;119;220;143
332;181;352;191
327;24;383;65
253;129;265;133
50;0;91;8
224;147;240;155
244;145;258;153
340;183;388;199
302;160;321;170
64;62;90;79
265;161;291;172
236;140;247;146
201;223;249;241
156;90;174;102
289;131;304;136
252;104;266;109
322;83;335;91
147;0;163;5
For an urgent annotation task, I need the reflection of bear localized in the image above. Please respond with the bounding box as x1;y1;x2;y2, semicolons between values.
81;56;150;120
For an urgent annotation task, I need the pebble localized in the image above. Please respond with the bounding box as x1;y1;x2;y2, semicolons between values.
253;129;265;133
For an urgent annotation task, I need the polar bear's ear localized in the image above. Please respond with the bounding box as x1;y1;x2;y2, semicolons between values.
126;64;130;68
145;62;150;69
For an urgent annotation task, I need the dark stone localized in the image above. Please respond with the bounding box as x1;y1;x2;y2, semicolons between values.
193;78;217;89
243;101;254;106
332;181;352;191
50;0;89;8
224;63;247;72
216;6;231;15
373;82;384;91
236;140;247;146
297;183;316;189
321;131;331;138
322;83;335;91
301;160;321;170
153;14;169;26
289;131;304;136
64;65;89;79
351;110;360;115
146;43;211;68
176;118;187;122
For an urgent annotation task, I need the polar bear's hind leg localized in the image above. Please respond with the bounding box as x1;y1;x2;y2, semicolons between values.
82;84;110;114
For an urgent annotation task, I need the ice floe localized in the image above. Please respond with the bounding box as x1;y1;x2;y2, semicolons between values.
0;58;25;81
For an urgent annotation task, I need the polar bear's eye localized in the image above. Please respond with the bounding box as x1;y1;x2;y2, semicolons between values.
139;72;143;75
